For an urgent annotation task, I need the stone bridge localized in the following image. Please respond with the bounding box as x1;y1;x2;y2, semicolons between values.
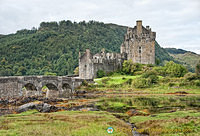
0;76;92;98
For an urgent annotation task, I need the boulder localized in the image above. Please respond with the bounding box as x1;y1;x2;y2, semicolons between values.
17;102;37;113
16;102;58;113
38;103;58;113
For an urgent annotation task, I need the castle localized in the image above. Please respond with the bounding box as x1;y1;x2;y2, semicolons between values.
79;20;156;79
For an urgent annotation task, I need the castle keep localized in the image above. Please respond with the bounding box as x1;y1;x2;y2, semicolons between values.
79;20;156;79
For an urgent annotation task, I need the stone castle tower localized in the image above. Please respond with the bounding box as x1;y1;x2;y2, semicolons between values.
79;20;156;79
121;20;156;64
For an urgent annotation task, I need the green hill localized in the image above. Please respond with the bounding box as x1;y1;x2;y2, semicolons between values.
0;20;192;76
165;48;200;72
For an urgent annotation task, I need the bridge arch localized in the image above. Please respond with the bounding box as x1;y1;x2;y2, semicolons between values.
59;83;72;98
43;83;59;98
22;83;40;97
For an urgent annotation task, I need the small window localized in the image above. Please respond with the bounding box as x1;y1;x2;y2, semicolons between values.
85;65;87;68
139;46;142;53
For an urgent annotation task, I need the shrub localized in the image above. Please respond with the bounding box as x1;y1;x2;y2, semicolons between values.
141;70;158;84
165;61;188;77
109;84;122;88
194;80;200;87
168;82;175;87
153;66;166;76
134;71;143;75
81;80;88;86
160;77;171;83
125;78;133;85
132;78;151;88
122;60;142;75
184;72;197;81
73;67;79;75
107;71;114;76
97;70;105;78
179;81;190;87
148;75;159;84
142;70;157;78
196;61;200;76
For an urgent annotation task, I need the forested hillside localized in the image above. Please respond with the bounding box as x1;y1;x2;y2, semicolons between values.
0;20;192;76
0;21;127;76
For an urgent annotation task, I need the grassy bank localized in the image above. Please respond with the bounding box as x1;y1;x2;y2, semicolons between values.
80;73;200;94
0;110;131;136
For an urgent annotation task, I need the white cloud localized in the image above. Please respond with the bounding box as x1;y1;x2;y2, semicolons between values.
0;0;199;54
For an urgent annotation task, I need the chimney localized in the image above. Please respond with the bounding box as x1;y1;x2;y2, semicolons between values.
85;49;90;58
146;26;150;30
136;20;142;35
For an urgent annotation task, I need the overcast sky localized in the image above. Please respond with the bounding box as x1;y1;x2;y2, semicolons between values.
0;0;200;54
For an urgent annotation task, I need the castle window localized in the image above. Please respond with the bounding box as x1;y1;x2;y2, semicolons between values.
85;65;87;68
139;46;142;53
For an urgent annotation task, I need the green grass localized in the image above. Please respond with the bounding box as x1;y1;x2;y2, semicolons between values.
130;110;200;136
95;74;140;85
83;73;200;94
130;110;200;124
0;110;132;136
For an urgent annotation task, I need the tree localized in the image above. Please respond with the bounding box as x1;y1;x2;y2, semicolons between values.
196;61;200;76
73;67;79;75
165;61;188;77
97;70;105;78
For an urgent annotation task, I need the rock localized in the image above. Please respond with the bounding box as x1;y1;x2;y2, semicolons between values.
39;103;57;113
17;102;37;113
16;102;58;113
79;107;99;111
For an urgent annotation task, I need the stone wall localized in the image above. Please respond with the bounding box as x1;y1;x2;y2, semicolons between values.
79;49;126;79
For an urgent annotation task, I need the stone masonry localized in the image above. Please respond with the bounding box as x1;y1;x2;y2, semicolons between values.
0;76;92;98
79;20;156;79
121;20;156;64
